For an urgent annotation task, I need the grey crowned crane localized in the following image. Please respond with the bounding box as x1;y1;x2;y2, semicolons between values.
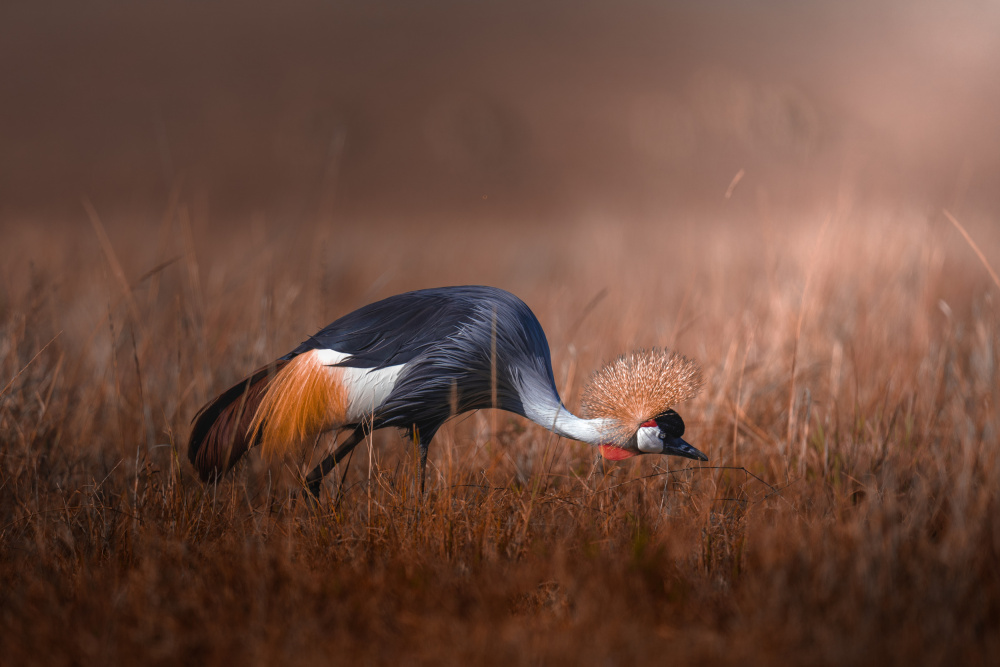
187;285;706;495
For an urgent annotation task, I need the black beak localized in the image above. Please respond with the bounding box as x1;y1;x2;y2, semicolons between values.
661;436;708;462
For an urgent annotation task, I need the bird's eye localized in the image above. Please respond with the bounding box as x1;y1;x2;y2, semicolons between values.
654;409;685;437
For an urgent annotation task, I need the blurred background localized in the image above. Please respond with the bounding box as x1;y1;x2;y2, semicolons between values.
4;5;1000;661
2;0;999;226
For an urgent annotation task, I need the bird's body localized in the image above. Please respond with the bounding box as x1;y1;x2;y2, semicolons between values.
188;285;705;493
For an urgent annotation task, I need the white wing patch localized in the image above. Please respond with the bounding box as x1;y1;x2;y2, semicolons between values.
313;348;405;423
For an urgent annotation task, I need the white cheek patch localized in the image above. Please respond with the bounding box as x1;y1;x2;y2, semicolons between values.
312;348;405;423
636;426;663;453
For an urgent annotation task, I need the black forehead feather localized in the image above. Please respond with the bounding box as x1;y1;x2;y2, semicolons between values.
654;409;685;437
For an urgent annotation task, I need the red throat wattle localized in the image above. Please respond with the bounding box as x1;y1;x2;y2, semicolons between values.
598;444;638;460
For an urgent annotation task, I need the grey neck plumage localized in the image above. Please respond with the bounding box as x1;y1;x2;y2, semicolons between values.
515;377;616;446
545;409;617;445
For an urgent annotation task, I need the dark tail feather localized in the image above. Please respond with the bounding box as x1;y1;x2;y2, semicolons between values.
187;361;288;482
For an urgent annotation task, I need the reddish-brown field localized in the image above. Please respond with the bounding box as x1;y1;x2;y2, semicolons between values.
2;201;998;665
4;1;1000;664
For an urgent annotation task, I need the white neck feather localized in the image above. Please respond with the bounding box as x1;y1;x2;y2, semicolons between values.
511;371;620;446
516;387;615;446
544;409;617;445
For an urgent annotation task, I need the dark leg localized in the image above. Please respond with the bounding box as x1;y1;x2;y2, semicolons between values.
306;424;369;498
404;425;431;496
418;438;429;495
410;424;439;496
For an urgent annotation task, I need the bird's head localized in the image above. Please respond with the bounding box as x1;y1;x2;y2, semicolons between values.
581;349;707;462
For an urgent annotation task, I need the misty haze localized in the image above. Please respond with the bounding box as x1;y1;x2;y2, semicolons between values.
2;2;1000;665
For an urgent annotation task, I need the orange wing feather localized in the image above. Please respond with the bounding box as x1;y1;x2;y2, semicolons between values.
248;350;349;461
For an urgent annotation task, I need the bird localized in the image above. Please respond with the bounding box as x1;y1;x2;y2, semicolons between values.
187;285;706;496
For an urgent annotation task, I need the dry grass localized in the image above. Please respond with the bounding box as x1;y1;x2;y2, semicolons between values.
2;201;999;665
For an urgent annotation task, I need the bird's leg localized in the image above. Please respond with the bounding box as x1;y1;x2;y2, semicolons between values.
418;438;429;496
408;425;431;496
306;424;368;498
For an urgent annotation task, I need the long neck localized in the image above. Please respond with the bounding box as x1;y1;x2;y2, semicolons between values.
513;371;617;446
545;408;617;445
518;391;615;445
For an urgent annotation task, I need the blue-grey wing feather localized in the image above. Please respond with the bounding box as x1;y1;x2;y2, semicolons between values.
286;286;487;368
375;288;559;433
286;286;561;434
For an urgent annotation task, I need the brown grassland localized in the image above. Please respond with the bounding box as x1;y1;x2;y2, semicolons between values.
2;197;998;665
